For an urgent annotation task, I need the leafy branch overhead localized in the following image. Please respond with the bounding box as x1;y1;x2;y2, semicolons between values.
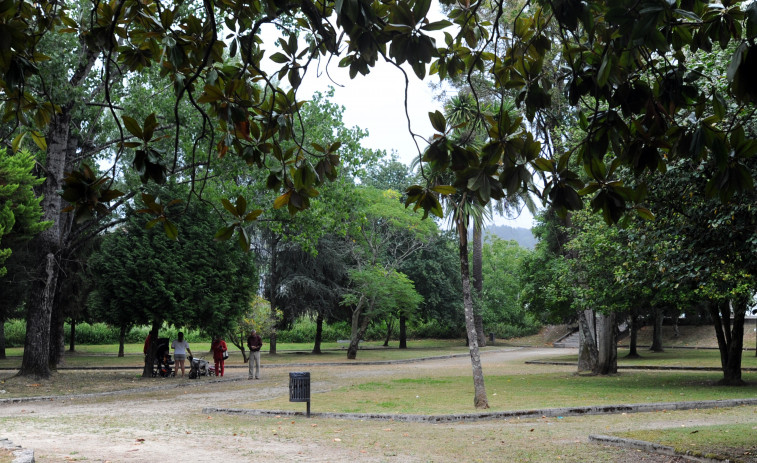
214;195;262;251
4;0;757;234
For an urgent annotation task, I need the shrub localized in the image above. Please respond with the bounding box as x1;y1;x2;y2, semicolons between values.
64;322;118;345
277;317;350;343
408;319;462;339
3;319;26;347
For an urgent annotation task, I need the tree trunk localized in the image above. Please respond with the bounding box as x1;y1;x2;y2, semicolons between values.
626;308;641;359
268;239;278;355
383;317;394;347
269;330;277;355
456;212;488;409
347;299;371;359
312;311;323;354
0;318;5;360
595;312;617;375
19;110;72;379
20;252;58;378
69;319;76;352
577;309;597;373
49;303;65;368
399;314;407;349
709;299;746;385
118;325;126;358
142;319;161;378
472;222;486;347
650;306;664;352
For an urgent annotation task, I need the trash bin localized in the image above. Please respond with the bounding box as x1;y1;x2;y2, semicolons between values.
289;372;311;417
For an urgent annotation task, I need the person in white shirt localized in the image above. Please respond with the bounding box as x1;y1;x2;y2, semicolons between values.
171;332;192;377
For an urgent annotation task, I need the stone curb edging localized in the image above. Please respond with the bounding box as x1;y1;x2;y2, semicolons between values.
588;434;729;462
0;438;34;463
202;397;757;423
524;361;757;372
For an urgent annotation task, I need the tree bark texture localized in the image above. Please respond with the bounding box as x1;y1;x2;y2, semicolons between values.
20;110;72;378
472;222;486;347
650;306;664;352
347;299;372;359
49;301;66;368
383;317;394;346
457;213;488;409
20;252;58;378
269;243;278;355
312;311;323;354
595;312;617;375
399;315;407;349
577;309;597;373
118;325;126;358
627;309;640;359
0;319;5;360
69;320;77;352
709;300;746;385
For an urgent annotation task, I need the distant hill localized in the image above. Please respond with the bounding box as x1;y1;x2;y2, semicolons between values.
484;225;537;249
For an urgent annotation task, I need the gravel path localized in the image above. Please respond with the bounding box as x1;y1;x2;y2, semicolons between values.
1;348;752;462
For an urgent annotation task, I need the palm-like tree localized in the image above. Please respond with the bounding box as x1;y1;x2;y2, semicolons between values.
445;94;535;346
415;92;535;409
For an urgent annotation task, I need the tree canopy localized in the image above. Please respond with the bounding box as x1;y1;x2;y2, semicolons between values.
0;149;50;277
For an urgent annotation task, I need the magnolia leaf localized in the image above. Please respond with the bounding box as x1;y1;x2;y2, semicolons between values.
122;116;143;139
221;198;237;216
273;191;291;209
431;185;456;195
244;209;263;222
429;110;446;133
163;220;179;240
214;225;235;241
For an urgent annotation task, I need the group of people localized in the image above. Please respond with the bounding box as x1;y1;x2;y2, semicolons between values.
144;329;263;379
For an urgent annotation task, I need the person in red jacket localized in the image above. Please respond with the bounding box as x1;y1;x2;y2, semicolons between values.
211;336;228;377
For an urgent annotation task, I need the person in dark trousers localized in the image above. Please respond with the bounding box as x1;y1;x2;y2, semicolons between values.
247;329;262;379
211;336;228;377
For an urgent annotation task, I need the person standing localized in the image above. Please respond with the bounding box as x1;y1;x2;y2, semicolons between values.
247;329;262;380
171;332;192;377
211;336;228;377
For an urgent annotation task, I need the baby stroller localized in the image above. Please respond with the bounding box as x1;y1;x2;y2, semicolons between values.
152;338;174;378
188;355;211;379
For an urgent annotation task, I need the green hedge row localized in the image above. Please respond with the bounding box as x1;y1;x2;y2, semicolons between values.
1;320;209;348
2;317;539;347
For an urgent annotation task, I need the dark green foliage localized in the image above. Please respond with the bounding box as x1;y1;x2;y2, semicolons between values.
273;234;349;326
87;183;258;336
399;232;463;331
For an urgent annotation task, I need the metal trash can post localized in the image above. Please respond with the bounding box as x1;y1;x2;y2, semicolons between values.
289;372;311;417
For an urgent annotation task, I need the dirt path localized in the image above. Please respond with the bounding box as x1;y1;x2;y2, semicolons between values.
1;348;752;462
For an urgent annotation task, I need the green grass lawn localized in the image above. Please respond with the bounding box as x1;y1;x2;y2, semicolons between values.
249;369;757;415
617;423;757;461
